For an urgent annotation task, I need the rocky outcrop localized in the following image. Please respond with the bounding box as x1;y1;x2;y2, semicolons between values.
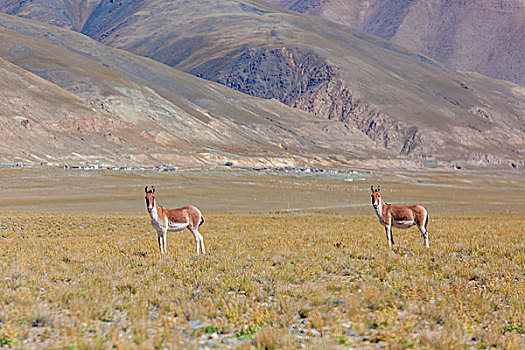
202;46;425;155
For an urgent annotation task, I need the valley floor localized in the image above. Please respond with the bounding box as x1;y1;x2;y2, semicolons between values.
0;168;523;348
0;167;523;214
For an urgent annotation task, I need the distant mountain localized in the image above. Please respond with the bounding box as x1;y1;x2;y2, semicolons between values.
0;1;524;169
267;0;525;86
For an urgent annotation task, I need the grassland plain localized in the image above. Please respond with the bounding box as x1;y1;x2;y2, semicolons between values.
0;168;524;349
0;211;524;349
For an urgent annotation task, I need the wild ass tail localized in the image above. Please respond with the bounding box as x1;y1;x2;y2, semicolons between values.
199;216;205;227
424;212;429;231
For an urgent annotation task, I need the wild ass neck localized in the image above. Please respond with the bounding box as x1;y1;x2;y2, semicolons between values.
149;203;163;228
374;199;384;222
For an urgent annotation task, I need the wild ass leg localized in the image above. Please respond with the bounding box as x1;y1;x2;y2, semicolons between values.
418;212;430;248
390;226;395;246
189;227;201;255
197;230;206;255
162;228;168;254
385;225;393;248
156;229;164;254
418;225;429;248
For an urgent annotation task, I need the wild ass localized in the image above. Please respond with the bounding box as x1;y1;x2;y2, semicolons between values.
145;186;206;255
370;186;430;248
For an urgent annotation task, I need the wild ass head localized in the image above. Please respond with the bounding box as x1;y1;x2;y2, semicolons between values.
145;186;156;212
371;185;381;209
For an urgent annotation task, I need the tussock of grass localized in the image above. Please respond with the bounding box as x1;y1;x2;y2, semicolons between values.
0;211;524;348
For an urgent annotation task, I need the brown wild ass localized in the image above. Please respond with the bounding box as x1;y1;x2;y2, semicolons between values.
145;186;206;255
371;186;430;248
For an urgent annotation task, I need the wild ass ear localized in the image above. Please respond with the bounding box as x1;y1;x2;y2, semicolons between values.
145;186;149;193
377;185;381;192
151;186;155;193
371;185;374;192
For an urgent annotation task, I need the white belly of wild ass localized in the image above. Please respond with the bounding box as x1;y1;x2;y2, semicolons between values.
167;222;189;231
393;220;415;229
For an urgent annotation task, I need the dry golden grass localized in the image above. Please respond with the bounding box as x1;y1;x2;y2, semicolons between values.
0;211;523;349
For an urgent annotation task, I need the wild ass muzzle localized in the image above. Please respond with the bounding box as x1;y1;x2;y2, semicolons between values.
370;186;430;248
145;186;206;255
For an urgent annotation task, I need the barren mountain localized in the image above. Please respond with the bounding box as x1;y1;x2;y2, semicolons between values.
267;0;525;86
0;1;524;169
0;14;385;168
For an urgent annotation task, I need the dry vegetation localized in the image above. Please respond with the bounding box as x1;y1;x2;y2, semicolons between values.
1;210;524;349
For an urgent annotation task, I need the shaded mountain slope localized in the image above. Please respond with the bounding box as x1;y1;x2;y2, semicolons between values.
0;2;524;168
0;14;382;168
0;0;99;30
267;0;525;86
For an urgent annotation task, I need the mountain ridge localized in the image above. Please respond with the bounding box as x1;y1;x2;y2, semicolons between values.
0;2;523;169
1;13;389;168
267;0;525;86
